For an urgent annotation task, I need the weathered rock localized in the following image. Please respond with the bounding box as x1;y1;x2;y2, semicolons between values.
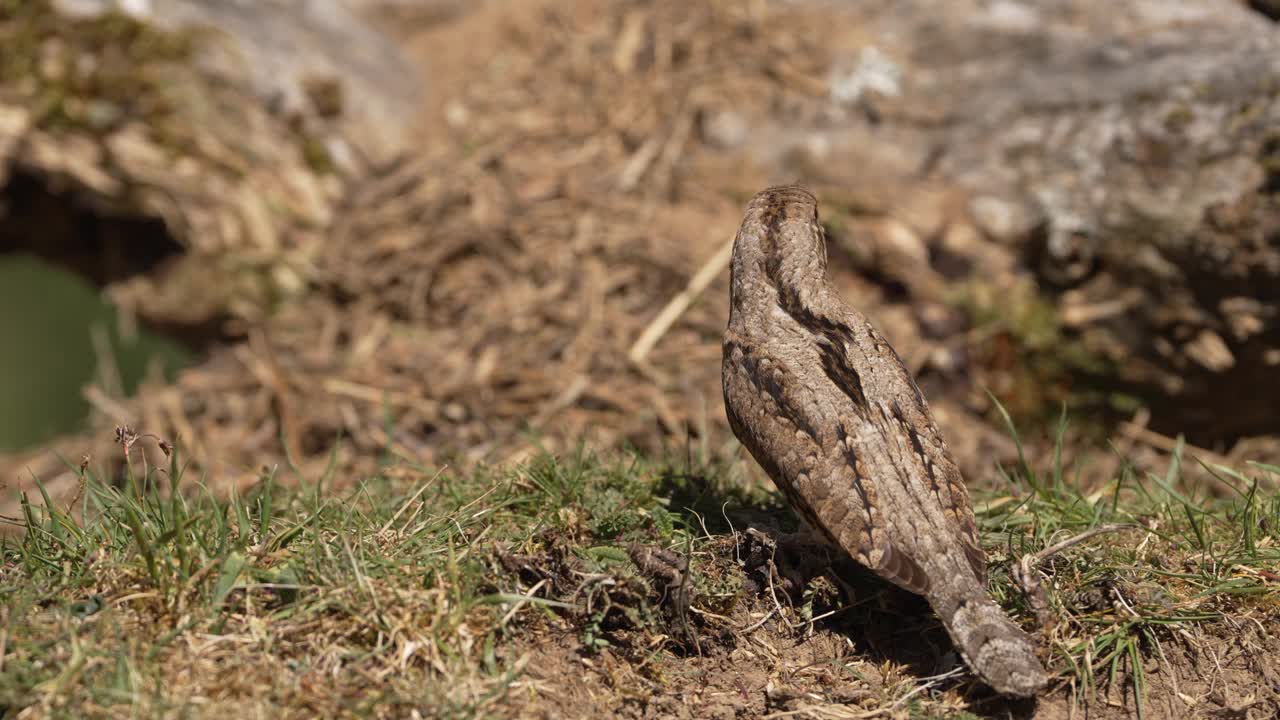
52;0;423;162
747;0;1280;443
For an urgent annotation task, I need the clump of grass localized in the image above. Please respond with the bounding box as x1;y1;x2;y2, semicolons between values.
0;442;762;717
2;423;1277;718
981;407;1280;717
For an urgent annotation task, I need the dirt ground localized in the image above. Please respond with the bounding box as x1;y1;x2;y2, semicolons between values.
14;0;1265;519
485;528;1279;720
505;620;1280;720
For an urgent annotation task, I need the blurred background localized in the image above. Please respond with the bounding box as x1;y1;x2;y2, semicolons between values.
1;0;1278;513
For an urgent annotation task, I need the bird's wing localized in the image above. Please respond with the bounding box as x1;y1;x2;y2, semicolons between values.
723;336;934;595
829;315;988;585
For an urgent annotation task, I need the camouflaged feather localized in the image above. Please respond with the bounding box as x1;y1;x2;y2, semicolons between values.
722;185;1048;697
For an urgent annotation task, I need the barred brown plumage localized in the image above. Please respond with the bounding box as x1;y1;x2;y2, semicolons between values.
722;185;1048;697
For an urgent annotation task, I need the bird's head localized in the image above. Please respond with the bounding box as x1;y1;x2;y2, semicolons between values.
729;184;830;313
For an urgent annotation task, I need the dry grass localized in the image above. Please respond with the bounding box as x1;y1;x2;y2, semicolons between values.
3;421;1278;719
1;0;1074;514
6;0;1270;556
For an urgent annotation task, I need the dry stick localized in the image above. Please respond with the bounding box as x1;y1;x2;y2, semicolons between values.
83;385;133;423
1023;523;1140;568
500;578;550;626
1014;523;1139;628
628;235;735;365
741;605;780;635
1059;288;1144;327
1118;419;1231;469
617;136;662;191
879;667;967;716
762;666;965;720
743;540;799;635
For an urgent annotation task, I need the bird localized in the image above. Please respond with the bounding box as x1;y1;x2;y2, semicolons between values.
721;184;1048;697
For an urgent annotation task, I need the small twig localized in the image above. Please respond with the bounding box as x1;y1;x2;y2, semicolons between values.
805;604;856;625
1110;585;1141;619
1149;633;1180;709
1025;523;1139;567
884;666;965;711
1118;420;1231;470
688;605;733;622
530;375;590;427
1014;523;1138;628
628;235;734;364
692;508;716;542
500;578;550;626
679;533;700;655
1059;288;1143;328
617;135;662;190
723;503;741;565
741;605;780;635
746;541;800;635
762;666;964;720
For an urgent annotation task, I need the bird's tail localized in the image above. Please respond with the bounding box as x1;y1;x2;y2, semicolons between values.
931;582;1048;697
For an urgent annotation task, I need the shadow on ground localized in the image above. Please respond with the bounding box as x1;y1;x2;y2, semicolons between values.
653;467;1043;718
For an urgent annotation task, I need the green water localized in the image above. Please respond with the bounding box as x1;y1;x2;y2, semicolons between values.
0;255;193;452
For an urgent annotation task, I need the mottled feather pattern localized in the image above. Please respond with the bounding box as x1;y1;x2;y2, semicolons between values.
722;185;1048;697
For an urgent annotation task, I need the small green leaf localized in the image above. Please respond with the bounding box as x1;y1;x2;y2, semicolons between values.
212;552;248;607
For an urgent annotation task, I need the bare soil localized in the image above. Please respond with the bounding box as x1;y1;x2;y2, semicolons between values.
491;530;1278;719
